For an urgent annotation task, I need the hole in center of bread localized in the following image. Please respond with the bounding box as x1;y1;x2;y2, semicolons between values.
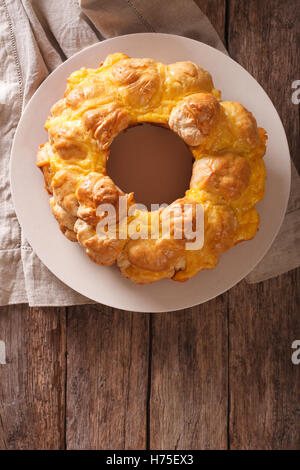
107;123;194;211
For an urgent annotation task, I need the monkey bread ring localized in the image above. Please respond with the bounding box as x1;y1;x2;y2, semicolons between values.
37;53;267;284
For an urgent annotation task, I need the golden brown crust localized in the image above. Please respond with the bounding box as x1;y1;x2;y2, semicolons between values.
75;218;125;266
36;143;54;194
221;102;261;150
127;238;185;272
83;104;130;150
205;204;237;255
169;93;221;146
48;121;87;160
51;169;79;216
76;173;127;226
117;238;186;284
38;53;267;284
161;198;200;240
50;198;77;241
110;58;162;108
190;153;251;200
165;61;214;97
65;77;105;108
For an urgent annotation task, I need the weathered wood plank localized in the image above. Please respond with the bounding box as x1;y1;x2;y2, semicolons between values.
227;0;300;168
0;305;66;450
150;298;228;450
195;0;227;43
228;0;300;449
66;305;149;450
229;274;300;449
149;0;228;451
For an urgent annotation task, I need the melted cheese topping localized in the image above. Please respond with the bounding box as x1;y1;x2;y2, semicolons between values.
37;53;267;284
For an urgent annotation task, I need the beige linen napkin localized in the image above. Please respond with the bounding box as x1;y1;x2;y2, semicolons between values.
0;0;299;306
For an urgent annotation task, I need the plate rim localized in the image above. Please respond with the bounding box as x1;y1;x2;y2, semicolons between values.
10;32;291;312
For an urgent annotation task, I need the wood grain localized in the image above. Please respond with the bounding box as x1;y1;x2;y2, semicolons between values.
229;274;300;449
0;305;66;450
148;0;228;451
227;0;300;172
0;0;299;451
149;0;227;449
227;0;300;449
149;298;229;449
195;0;226;43
66;305;149;449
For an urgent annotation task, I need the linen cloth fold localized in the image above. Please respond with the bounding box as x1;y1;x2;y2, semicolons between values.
0;0;299;306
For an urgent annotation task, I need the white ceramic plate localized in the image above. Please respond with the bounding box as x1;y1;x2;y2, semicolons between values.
10;33;291;312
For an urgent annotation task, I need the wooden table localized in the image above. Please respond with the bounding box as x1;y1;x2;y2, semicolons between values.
0;0;299;450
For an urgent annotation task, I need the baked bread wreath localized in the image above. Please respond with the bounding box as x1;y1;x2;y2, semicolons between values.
37;53;267;284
